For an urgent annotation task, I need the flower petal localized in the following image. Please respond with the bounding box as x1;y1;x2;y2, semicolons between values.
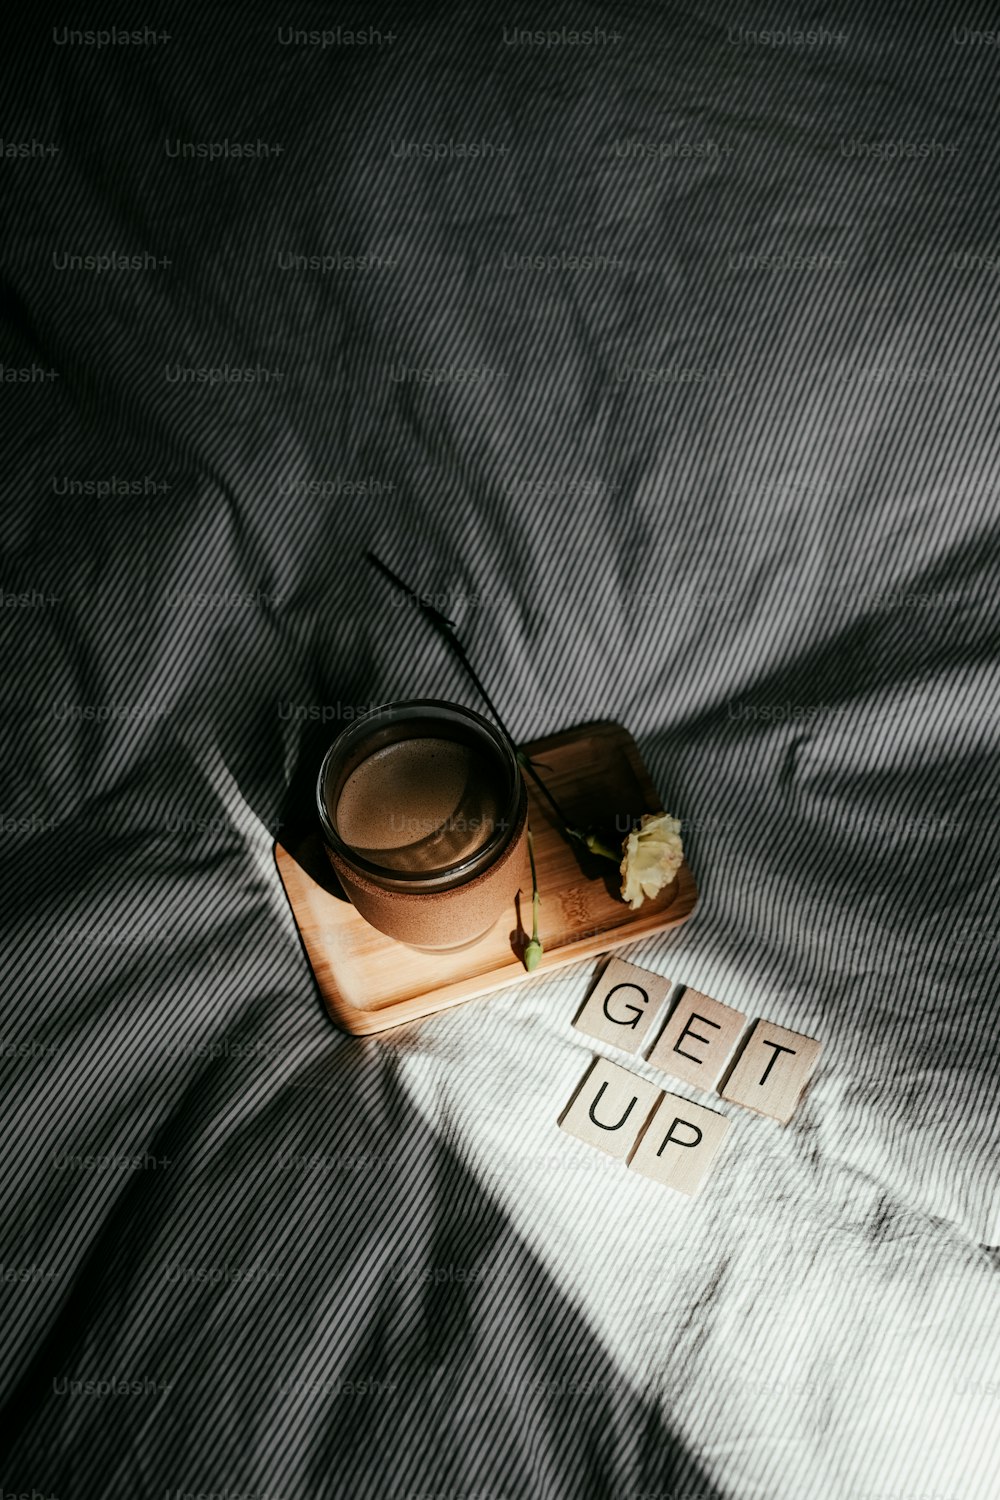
618;811;684;909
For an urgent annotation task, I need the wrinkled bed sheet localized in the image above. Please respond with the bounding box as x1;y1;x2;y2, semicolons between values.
1;3;998;1497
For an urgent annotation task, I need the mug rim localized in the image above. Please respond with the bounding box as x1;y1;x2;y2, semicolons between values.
315;697;523;887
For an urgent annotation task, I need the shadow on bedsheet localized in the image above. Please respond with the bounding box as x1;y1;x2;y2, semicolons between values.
0;1051;726;1500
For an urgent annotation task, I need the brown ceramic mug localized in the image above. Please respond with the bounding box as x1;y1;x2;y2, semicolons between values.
316;699;529;949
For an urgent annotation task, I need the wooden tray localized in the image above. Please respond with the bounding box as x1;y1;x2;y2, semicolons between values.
274;720;697;1035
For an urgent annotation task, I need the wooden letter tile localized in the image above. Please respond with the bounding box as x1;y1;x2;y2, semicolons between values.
558;1056;662;1159
627;1092;730;1195
646;987;747;1088
572;956;673;1055
720;1019;822;1124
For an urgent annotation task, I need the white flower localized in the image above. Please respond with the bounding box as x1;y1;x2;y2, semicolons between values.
619;812;683;909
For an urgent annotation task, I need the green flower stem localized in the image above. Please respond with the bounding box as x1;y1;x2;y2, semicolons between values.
513;749;582;836
523;826;543;971
584;833;621;864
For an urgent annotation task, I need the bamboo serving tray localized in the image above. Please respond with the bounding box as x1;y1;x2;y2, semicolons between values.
274;720;697;1036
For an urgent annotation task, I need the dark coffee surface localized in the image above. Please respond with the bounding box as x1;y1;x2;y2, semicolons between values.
334;735;502;874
